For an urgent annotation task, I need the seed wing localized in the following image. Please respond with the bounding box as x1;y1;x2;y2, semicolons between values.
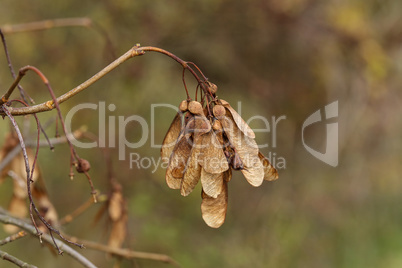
258;152;279;181
199;131;229;174
181;139;202;196
201;178;228;228
220;99;255;139
218;112;264;187
161;112;182;164
165;134;192;189
200;168;224;198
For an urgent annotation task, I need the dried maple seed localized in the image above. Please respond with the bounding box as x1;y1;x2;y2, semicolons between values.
199;131;229;174
212;119;222;131
161;112;182;164
219;99;255;139
218;111;264;186
184;112;193;125
165;134;193;189
213;105;226;118
200;168;224;198
181;145;202;196
208;82;218;94
258;152;279;181
188;101;203;115
76;158;91;173
201;175;229;228
179;100;188;112
231;151;244;170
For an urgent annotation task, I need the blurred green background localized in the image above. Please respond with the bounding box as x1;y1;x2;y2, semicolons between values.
1;0;402;267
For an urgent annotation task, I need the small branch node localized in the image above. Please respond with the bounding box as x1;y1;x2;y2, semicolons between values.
45;100;54;109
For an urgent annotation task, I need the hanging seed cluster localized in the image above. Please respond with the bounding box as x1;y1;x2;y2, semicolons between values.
161;87;278;228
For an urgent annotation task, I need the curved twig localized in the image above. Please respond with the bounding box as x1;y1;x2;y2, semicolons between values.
0;46;210;116
0;211;96;268
1;105;84;253
0;248;37;268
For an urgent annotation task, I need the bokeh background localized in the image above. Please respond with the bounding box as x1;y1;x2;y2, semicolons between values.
1;0;402;267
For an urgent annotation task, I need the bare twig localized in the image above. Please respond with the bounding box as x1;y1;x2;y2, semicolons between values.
67;237;180;267
0;130;82;174
0;18;92;34
1;105;84;253
0;248;37;268
0;211;96;268
59;194;108;225
1;46;209;116
0;29;33;103
0;231;27;246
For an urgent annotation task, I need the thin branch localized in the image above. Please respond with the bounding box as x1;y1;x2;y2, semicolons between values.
0;29;33;103
0;130;82;174
0;211;96;268
0;18;92;34
1;45;209;116
59;194;108;225
1;105;84;253
67;237;180;267
0;248;37;268
0;231;27;246
0;68;27;105
1;46;144;116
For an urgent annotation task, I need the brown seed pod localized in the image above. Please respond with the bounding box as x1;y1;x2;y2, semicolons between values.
188;101;204;115
212;119;222;132
201;176;228;228
161;112;182;164
5;195;28;233
213;104;226;118
258;152;279;181
207;82;218;94
76;158;91;173
179;100;188;112
185;115;211;137
219;99;255;139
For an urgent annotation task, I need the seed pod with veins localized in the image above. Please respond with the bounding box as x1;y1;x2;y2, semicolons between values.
188;101;204;115
219;99;255;139
179;100;188;112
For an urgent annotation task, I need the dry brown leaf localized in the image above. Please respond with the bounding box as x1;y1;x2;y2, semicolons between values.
201;177;228;228
35;194;59;225
108;190;124;221
219;99;255;139
10;170;27;199
4;195;27;233
200;168;224;198
218;112;264;187
199;131;229;174
108;213;128;249
161;112;182;164
0;133;20;184
32;169;59;226
165;134;192;189
258;152;279;181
